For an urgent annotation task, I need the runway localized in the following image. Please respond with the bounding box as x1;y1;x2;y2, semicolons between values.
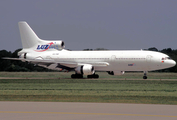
0;102;177;120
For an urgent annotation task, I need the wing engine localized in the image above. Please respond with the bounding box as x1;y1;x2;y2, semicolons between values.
75;64;95;75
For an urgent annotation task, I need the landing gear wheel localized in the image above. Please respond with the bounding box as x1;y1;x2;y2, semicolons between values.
71;74;76;78
143;76;147;79
143;71;148;79
71;74;83;79
87;74;99;79
94;74;99;78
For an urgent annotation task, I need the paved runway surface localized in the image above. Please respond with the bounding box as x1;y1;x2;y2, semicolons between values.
0;102;177;120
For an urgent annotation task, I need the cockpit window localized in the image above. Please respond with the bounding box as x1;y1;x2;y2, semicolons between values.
167;57;172;60
162;57;172;60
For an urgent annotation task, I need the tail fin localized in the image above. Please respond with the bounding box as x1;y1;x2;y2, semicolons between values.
18;21;40;49
18;21;64;51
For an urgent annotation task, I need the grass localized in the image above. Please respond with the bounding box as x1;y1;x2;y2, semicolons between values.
0;72;177;79
0;72;177;104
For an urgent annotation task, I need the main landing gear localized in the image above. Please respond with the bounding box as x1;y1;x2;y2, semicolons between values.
71;74;99;79
143;71;148;79
71;74;83;78
87;74;99;79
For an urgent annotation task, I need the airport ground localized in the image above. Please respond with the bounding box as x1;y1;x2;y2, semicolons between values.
1;102;177;120
0;72;177;104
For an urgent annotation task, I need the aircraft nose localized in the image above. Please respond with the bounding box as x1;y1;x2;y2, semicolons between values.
172;60;176;67
166;60;176;68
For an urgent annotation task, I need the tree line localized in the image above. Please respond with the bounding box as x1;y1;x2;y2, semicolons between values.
0;47;177;72
0;49;50;72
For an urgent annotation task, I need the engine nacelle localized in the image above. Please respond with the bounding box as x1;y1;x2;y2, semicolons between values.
48;41;65;50
75;65;95;75
19;53;36;60
19;53;26;59
108;71;125;75
18;53;26;62
36;40;65;51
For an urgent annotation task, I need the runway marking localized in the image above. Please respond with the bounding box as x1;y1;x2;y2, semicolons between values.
0;111;177;118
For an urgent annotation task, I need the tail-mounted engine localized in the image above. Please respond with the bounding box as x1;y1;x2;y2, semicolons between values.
19;53;27;59
19;53;36;60
47;41;65;50
36;40;65;51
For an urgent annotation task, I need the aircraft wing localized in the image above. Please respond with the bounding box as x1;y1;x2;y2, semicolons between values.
3;57;109;69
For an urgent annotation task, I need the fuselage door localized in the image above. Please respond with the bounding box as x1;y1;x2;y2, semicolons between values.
110;55;117;68
111;55;116;61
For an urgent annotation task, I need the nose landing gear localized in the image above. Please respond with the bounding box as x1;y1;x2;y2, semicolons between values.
143;71;148;79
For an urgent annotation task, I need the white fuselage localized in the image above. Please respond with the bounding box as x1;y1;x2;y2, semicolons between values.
13;21;176;79
26;50;176;72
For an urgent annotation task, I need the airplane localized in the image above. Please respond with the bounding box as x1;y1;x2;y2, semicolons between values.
4;21;176;79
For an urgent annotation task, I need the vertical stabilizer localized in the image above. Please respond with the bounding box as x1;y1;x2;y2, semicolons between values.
18;21;65;52
18;21;40;49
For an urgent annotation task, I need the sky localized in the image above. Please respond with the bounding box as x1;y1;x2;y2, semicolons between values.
0;0;177;52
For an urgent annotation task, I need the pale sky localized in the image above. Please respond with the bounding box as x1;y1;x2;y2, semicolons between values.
0;0;177;52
